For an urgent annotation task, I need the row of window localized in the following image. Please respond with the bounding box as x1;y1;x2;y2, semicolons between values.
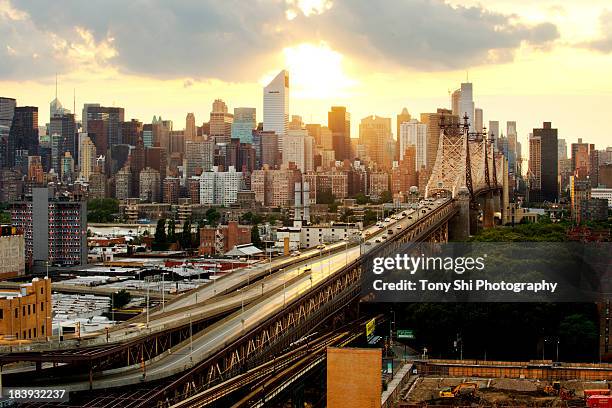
0;301;45;320
13;325;44;340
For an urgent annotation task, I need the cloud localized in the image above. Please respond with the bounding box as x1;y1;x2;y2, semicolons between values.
291;0;560;71
1;0;560;81
581;9;612;53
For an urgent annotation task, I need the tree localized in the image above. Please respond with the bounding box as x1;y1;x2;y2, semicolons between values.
317;190;336;205
181;220;192;249
363;209;378;226
153;218;167;250
355;193;370;205
377;190;393;204
87;198;119;223
205;208;221;226
111;289;132;309
251;225;263;248
167;219;176;244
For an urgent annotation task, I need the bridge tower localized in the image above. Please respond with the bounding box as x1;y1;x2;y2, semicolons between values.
425;114;506;236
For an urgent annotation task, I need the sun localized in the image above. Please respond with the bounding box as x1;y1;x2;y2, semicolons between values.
277;42;356;100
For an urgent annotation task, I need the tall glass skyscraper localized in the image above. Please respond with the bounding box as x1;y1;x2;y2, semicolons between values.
231;107;256;143
263;70;289;152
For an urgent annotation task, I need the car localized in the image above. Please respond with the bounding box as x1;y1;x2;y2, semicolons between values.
408;216;412;219
382;235;387;239
401;212;407;216
384;218;391;222
397;225;402;230
365;241;372;245
375;239;381;243
291;251;301;256
316;244;325;249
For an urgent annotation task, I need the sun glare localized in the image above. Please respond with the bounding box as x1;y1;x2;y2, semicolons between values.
279;42;356;99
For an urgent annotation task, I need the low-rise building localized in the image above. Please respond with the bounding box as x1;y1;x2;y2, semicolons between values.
0;226;26;279
592;188;612;208
199;221;251;255
0;277;52;341
580;198;608;222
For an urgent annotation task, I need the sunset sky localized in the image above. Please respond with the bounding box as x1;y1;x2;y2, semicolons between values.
1;0;611;151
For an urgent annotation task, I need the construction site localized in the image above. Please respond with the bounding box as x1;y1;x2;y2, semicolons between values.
397;360;612;408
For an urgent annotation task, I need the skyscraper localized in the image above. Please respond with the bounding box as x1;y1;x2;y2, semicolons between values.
396;108;411;160
0;97;16;168
571;138;595;178
399;119;427;172
185;113;196;141
532;122;559;202
231;107;256;143
263;70;289;152
488;121;500;146
8;106;39;169
79;135;97;181
282;129;314;173
210;99;233;144
83;105;125;146
328;106;350;161
474;108;483;133
558;139;567;161
451;89;461;116
506;121;517;174
49;113;76;174
458;82;475;130
359;115;392;168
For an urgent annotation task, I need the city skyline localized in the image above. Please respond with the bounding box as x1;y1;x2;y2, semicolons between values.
1;0;612;150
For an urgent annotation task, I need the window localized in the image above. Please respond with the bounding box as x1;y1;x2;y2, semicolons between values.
34;328;37;338
42;325;45;335
41;288;44;295
14;308;18;318
28;329;31;338
41;302;44;311
22;306;25;316
28;305;31;315
0;309;3;319
33;304;36;313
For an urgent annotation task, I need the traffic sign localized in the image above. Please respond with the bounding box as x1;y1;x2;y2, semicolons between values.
397;329;415;339
365;318;376;339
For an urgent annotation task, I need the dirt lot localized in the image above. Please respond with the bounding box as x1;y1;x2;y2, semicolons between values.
402;377;610;407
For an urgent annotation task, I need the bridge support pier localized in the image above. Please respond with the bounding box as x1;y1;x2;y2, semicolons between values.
469;206;479;236
483;193;495;229
449;190;470;241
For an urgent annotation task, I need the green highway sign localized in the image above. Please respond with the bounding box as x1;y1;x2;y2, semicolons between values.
397;329;415;339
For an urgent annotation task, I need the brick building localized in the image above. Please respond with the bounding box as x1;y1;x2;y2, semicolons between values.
0;277;52;341
199;221;251;255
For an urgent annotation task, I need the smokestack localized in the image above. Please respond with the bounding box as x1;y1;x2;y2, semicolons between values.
303;181;310;224
294;181;302;224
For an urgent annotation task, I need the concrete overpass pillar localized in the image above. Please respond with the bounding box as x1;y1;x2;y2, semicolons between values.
449;188;470;241
483;192;495;229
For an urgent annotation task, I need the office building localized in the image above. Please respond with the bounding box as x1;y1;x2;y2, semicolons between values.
120;119;143;147
84;105;125;148
49;113;76;174
399;119;427;171
488;121;500;146
210;99;233;145
79;135;97;181
185;113;196;141
359;115;392;168
451;89;461;116
458;82;475;130
263;70;289;152
532;122;559;202
474;108;483;133
558;139;567;161
258;131;280;168
0;278;52;341
0;97;16;169
10;188;87;267
328;106;351;161
8;106;39;169
303;170;349;202
231;107;256;143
